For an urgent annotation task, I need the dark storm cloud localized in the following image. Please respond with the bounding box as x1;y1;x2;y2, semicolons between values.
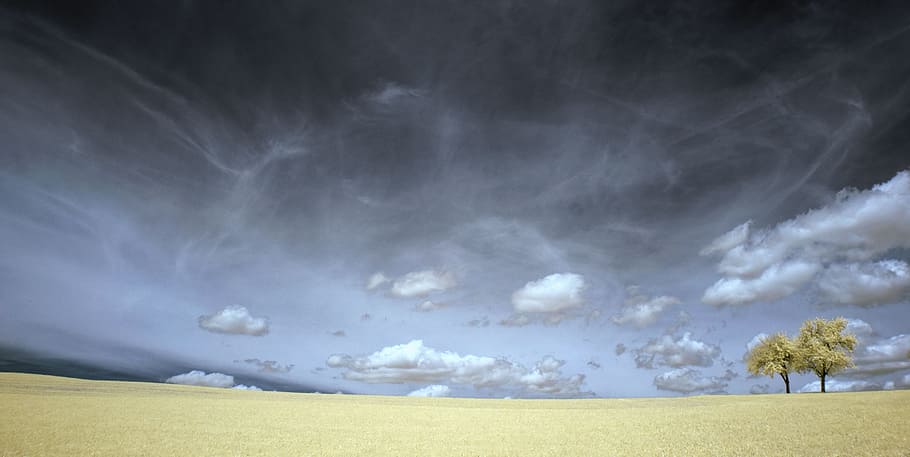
2;0;909;396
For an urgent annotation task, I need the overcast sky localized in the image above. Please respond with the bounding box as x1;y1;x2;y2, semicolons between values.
1;0;909;397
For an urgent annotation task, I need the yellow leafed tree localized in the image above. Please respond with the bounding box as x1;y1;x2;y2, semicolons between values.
794;317;857;393
746;332;799;393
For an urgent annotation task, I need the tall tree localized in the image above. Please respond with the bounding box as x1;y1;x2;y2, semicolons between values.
795;317;857;393
746;333;800;393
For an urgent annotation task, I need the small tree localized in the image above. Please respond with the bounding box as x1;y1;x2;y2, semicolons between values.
794;317;857;393
746;332;800;393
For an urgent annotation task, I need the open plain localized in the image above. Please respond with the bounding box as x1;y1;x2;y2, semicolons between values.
1;372;908;456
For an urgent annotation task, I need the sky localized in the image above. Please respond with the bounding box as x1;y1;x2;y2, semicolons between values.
1;0;909;398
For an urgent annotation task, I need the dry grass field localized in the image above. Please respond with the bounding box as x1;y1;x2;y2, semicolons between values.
0;372;908;456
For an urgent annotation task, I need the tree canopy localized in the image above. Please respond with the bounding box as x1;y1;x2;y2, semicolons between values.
746;332;799;393
794;317;857;393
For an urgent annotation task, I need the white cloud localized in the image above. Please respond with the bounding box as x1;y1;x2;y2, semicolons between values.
845;318;874;339
701;171;910;306
653;368;735;394
634;332;721;368
198;305;269;336
165;370;235;388
745;333;770;353
326;340;588;396
798;379;881;393
415;300;445;312
702;260;820;306
511;273;586;313
699;221;752;257
232;384;262;391
817;260;910;306
366;272;390;290
407;385;451;397
743;332;770;362
611;295;680;328
846;334;910;376
389;270;457;298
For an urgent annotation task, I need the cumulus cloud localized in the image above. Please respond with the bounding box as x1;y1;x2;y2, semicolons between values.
745;333;770;353
407;384;451;397
702;261;820;306
366;272;390;290
634;332;721;369
389;270;457;298
611;293;680;328
511;273;586;313
846;334;910;377
243;359;294;373
198;305;269;336
798;379;881;393
699;221;752;257
415;300;445;312
701;171;910;306
165;370;235;388
326;340;588;396
817;260;910;306
845;318;874;339
743;332;770;365
653;368;735;394
232;384;262;391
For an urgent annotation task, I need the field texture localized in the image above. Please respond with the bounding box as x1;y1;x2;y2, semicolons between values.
1;373;908;456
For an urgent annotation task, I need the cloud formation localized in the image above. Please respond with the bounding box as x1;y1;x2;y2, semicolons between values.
846;334;910;377
634;333;721;369
611;290;680;328
389;270;457;298
817;260;910;307
415;300;445;312
243;358;294;373
198;305;269;336
165;370;235;388
798;379;881;393
326;340;587;396
511;273;586;313
653;368;736;394
702;261;820;306
232;384;262;391
366;272;390;290
701;171;910;306
407;384;451;397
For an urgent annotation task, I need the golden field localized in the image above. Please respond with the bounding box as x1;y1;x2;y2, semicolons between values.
0;372;908;456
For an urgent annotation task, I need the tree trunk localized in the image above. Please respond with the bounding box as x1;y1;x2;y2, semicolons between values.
820;374;826;393
780;372;790;393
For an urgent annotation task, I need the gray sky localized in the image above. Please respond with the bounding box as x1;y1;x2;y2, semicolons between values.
1;0;909;397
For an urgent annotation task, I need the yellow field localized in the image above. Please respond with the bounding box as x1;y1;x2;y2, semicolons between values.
0;373;908;456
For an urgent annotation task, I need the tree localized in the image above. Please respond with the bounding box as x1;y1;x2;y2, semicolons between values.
746;333;800;393
794;317;857;393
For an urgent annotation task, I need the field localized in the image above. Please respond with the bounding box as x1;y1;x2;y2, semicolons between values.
0;373;908;456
